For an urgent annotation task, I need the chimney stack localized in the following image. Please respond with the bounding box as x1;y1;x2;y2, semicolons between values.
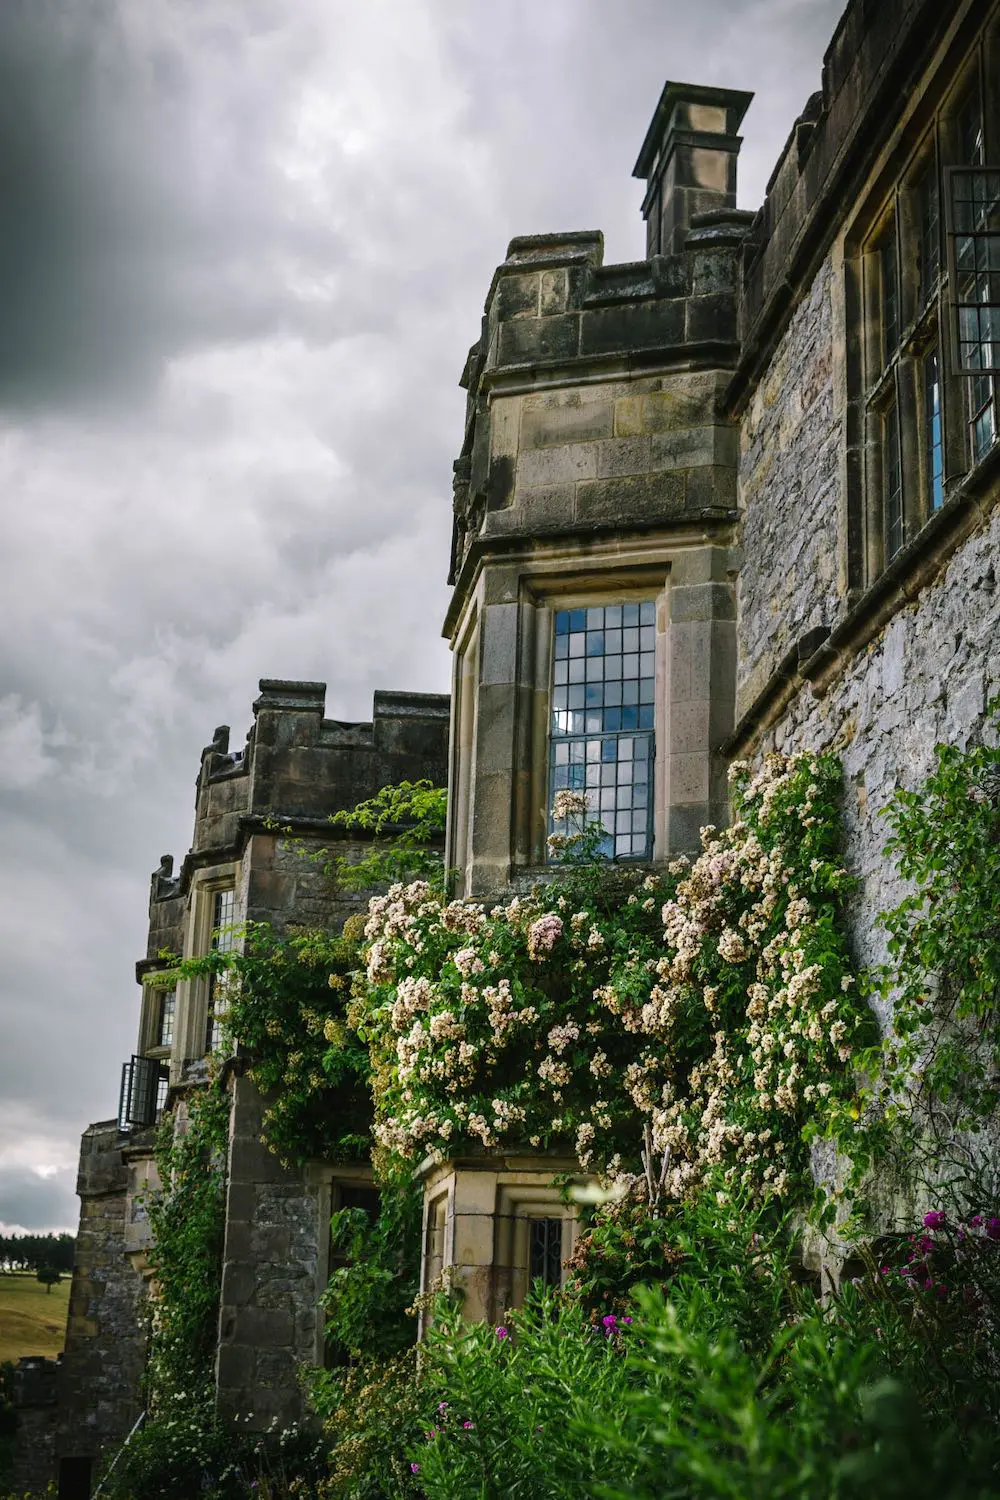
633;82;754;257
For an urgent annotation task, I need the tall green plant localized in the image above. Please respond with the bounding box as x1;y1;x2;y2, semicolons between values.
859;702;1000;1205
144;1083;229;1410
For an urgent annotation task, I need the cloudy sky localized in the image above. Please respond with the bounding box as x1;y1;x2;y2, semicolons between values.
0;0;843;1233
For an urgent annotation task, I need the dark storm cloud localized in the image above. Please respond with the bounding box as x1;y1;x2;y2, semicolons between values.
0;1166;77;1235
0;0;844;1232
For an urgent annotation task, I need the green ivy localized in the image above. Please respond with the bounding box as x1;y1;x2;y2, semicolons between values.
857;699;1000;1206
328;781;448;894
144;1082;230;1412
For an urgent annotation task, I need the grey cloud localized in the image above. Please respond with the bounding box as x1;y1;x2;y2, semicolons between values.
0;0;845;1231
0;1167;78;1235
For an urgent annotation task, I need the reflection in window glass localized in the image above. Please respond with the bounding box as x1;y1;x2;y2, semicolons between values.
884;400;904;561
549;602;655;860
924;349;944;511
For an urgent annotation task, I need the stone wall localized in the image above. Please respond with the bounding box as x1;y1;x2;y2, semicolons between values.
737;254;841;712
754;503;1000;980
215;1076;324;1431
55;1123;147;1477
7;1359;57;1498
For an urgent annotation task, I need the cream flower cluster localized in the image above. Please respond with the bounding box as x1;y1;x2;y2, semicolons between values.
355;751;862;1205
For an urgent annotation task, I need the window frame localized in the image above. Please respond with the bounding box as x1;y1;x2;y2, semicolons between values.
548;598;657;864
849;39;998;596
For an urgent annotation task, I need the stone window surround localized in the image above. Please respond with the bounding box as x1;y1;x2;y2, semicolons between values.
304;1160;378;1367
172;863;240;1076
417;1154;586;1335
845;21;999;597
446;531;737;895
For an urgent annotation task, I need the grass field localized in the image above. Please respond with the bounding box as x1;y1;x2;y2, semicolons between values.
0;1272;70;1363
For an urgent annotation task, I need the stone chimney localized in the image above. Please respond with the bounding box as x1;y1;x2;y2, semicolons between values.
633;82;754;257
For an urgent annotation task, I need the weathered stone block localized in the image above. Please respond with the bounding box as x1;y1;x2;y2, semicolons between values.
669;753;711;803
579;300;684;357
499;314;580;366
539;268;568;315
595;436;652;478
576;470;685;524
517;442;598;489
520;402;613;451
494;272;539;321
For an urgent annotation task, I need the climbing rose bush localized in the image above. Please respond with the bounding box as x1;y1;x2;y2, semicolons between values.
351;750;870;1209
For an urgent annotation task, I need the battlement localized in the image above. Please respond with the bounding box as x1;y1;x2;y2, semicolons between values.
139;680;449;957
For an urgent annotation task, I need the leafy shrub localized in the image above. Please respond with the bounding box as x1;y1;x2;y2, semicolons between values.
355;751;868;1217
412;1292;638;1499
310;1350;425;1500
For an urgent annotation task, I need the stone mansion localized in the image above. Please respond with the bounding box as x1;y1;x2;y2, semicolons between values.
12;0;1000;1491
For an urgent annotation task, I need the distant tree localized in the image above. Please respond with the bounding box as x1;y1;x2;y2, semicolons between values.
36;1267;61;1294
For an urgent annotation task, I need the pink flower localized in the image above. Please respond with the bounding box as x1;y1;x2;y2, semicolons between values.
527;914;563;960
495;1325;509;1339
601;1314;618;1327
463;1420;474;1429
410;1463;420;1473
923;1210;947;1230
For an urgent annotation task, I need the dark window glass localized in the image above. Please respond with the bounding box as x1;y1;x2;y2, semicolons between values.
529;1217;563;1288
918;158;941;307
882;229;900;365
549;602;655;860
959;89;985;168
950;164;1000;461
884;400;904;560
924;349;945;511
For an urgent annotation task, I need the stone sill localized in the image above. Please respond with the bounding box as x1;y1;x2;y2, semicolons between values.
725;440;1000;757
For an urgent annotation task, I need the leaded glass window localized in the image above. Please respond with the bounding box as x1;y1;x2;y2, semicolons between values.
206;888;236;1053
884;400;904;561
158;988;176;1048
549;602;655;860
529;1217;563;1288
918;157;941;309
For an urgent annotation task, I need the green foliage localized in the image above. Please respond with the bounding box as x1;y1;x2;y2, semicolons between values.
309;1351;425;1500
859;703;1000;1197
98;1407;328;1500
329;782;448;894
144;1083;230;1412
321;1183;423;1363
223;924;369;1167
0;1233;74;1274
357;750;867;1220
413;1292;636;1499
34;1268;60;1294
